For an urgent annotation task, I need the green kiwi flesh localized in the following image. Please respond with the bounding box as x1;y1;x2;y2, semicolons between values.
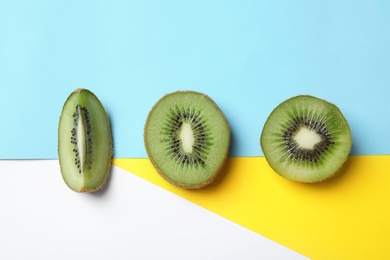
144;91;230;189
260;95;352;183
58;89;112;192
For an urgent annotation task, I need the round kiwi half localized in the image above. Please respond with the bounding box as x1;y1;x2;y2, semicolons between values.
260;95;352;183
58;88;112;192
144;91;230;189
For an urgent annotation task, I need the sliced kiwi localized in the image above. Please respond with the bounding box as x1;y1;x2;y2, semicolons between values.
260;95;352;183
144;91;230;189
58;88;112;192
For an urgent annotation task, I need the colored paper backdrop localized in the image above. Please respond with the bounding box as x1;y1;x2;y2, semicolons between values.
2;2;390;258
1;0;390;159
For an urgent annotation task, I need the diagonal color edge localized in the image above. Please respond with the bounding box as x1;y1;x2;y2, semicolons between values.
113;156;390;259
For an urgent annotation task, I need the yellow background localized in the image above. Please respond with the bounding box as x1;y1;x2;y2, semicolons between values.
114;156;390;259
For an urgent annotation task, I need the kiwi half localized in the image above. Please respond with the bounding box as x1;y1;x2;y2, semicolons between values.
260;95;352;183
144;91;230;189
58;89;112;192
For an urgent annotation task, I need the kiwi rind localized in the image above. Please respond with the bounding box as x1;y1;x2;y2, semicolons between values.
260;95;352;183
58;88;113;192
144;91;230;189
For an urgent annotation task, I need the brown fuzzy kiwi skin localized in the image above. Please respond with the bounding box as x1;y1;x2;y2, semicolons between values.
144;91;231;189
58;88;113;193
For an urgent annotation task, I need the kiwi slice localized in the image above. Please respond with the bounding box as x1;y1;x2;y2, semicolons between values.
260;95;352;183
144;91;230;189
58;88;112;192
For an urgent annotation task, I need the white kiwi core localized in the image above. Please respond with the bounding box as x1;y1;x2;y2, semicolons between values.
76;106;87;172
293;126;322;149
180;122;194;153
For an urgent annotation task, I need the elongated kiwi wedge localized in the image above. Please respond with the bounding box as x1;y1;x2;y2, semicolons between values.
58;89;112;192
260;95;352;183
144;91;230;189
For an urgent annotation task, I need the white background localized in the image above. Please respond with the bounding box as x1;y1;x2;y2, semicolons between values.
0;160;307;259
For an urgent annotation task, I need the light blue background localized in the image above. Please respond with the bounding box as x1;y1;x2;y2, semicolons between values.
1;1;389;159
